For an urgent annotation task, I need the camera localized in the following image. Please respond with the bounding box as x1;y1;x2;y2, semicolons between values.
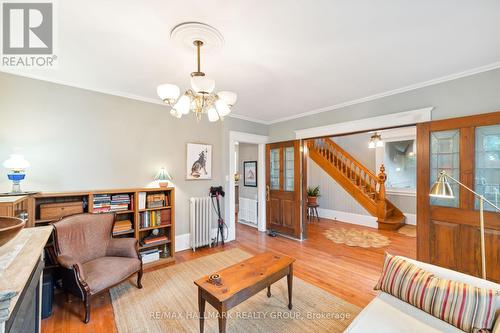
209;186;225;197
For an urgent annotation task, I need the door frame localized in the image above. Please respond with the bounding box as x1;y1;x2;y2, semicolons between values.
227;131;269;241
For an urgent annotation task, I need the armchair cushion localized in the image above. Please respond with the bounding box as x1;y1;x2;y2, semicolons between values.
82;256;141;294
106;238;138;259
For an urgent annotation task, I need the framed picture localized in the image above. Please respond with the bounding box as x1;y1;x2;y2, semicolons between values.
243;161;257;187
186;143;212;180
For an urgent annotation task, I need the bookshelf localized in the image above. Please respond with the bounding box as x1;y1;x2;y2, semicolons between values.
31;187;176;269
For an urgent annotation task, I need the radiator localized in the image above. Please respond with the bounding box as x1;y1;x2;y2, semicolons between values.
189;197;213;251
239;197;258;225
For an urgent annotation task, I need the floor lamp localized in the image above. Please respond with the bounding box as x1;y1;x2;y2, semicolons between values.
429;170;500;280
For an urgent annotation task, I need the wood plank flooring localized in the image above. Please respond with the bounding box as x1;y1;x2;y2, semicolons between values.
41;218;415;333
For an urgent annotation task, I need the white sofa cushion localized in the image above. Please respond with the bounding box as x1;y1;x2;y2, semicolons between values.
345;292;464;333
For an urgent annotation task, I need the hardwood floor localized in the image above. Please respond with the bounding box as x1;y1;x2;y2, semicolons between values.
41;218;415;333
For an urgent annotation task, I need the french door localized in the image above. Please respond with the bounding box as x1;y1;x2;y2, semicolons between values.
417;112;500;282
266;140;303;239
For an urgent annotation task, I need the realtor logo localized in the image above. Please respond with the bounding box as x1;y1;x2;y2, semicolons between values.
2;1;56;67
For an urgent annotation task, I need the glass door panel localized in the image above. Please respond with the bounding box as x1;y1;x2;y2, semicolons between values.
430;129;460;207
475;124;500;211
284;147;294;191
270;148;280;190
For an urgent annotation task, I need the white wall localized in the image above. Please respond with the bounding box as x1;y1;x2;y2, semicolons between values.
0;72;269;236
238;143;258;200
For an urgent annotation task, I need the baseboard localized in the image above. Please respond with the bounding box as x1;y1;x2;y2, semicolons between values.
175;233;190;252
317;208;417;228
175;228;231;252
405;213;417;225
316;208;378;229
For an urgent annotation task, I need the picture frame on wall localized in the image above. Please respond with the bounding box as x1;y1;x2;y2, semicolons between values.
243;161;257;187
186;143;213;180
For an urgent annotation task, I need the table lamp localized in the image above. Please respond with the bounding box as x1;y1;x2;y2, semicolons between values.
430;170;500;279
154;167;172;188
3;154;30;193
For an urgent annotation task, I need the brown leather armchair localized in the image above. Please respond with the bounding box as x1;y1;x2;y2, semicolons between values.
53;213;142;323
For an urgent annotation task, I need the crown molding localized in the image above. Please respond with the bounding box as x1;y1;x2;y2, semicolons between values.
267;61;500;124
294;107;432;139
2;60;500;126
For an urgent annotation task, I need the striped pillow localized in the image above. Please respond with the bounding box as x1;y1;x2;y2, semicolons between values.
374;254;438;312
375;254;499;333
431;278;497;333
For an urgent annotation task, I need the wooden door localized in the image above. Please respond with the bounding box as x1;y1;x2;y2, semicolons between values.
417;112;500;282
266;140;302;238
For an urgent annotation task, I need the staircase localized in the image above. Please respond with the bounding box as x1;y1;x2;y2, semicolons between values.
308;137;406;230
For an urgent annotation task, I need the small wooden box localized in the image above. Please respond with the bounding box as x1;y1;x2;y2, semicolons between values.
40;201;83;220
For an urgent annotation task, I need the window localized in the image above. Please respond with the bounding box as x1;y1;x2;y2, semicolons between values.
430;129;460;207
475;124;500;211
383;139;416;191
270;148;280;190
284;147;294;191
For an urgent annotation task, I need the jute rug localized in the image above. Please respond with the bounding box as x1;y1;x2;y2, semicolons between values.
397;225;416;237
324;227;390;248
110;248;360;333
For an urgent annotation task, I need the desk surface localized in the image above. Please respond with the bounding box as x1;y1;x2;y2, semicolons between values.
0;226;52;323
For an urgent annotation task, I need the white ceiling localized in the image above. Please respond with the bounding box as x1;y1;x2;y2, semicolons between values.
3;0;500;124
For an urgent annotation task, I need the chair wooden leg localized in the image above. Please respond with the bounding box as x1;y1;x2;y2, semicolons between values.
137;269;143;289
83;294;90;323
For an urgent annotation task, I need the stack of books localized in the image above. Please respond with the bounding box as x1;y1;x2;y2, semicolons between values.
140;249;160;264
93;194;111;213
110;194;131;212
140;210;170;228
141;234;168;246
146;193;167;208
113;220;133;234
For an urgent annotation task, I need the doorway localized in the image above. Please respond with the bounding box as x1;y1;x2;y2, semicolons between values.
235;142;259;228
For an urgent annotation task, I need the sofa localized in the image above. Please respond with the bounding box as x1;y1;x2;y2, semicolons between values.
345;257;500;333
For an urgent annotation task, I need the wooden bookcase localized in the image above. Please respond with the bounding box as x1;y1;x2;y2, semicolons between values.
31;187;175;269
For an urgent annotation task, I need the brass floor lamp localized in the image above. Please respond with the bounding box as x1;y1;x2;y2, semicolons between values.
430;170;500;280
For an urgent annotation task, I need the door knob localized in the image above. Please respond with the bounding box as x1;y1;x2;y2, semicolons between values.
266;185;270;201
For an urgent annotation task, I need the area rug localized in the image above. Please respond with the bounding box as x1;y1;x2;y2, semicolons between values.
323;227;390;248
110;248;360;333
397;225;416;237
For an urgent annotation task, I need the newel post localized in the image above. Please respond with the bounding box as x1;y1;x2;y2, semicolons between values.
377;164;387;218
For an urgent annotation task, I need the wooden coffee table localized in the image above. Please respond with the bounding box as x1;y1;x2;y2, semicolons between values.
194;252;295;333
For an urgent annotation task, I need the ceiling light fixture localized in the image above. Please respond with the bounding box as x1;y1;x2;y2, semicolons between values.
157;23;237;122
368;132;384;149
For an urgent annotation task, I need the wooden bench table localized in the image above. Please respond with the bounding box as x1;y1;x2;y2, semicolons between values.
194;252;295;333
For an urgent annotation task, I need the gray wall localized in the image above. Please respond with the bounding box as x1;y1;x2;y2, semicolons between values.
269;68;500;142
331;133;375;171
238;143;258;199
0;72;268;235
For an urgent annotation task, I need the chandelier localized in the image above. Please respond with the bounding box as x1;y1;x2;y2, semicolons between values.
156;39;237;122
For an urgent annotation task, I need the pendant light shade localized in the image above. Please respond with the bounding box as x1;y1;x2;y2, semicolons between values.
157;84;180;103
190;76;215;94
207;107;220;122
173;95;191;115
215;99;231;117
217;91;237;107
429;171;455;198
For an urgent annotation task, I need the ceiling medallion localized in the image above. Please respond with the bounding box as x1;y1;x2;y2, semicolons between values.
157;22;236;122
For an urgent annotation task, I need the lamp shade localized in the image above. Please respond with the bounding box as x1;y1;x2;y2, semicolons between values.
3;154;30;171
215;99;231;117
154;167;172;181
190;75;215;94
217;91;237;107
173;94;191;115
157;84;180;103
429;171;454;198
207;107;220;122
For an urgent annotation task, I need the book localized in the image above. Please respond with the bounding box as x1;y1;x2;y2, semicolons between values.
138;192;146;210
